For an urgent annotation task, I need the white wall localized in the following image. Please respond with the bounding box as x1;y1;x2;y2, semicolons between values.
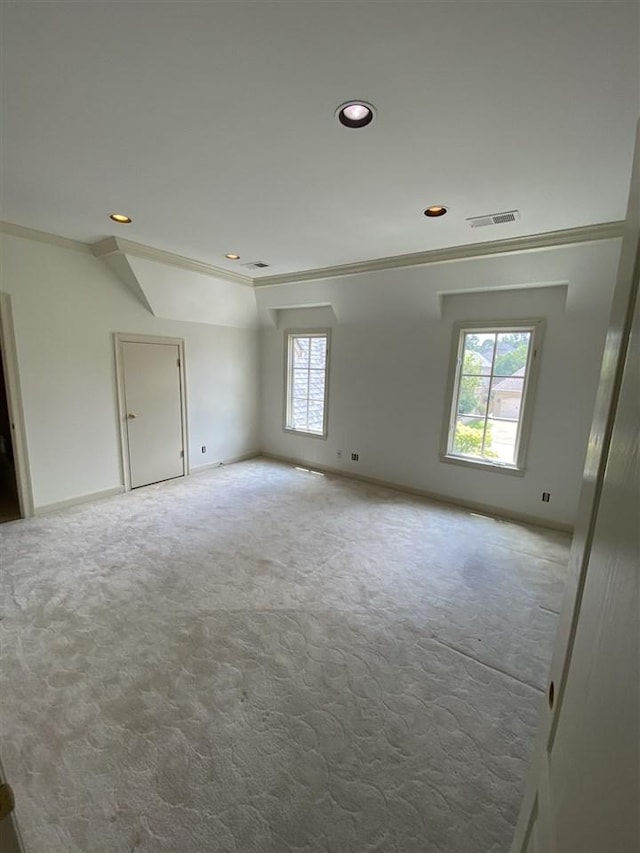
0;233;260;510
257;240;621;528
0;231;621;526
126;255;257;328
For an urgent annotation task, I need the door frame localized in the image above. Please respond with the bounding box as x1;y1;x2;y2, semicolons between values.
510;119;640;851
114;333;189;491
0;292;34;518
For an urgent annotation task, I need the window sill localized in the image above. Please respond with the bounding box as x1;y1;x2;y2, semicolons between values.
439;453;526;477
283;427;327;440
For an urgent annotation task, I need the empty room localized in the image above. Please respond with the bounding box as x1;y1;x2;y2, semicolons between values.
0;2;638;852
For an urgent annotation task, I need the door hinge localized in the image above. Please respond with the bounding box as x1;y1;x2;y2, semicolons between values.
180;450;184;458
177;359;181;368
0;782;15;820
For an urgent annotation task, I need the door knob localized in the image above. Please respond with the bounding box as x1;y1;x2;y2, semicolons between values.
127;413;137;419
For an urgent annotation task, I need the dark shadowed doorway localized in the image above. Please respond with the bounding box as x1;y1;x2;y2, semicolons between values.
0;344;20;522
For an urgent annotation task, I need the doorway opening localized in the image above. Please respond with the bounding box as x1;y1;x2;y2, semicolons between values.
0;343;21;522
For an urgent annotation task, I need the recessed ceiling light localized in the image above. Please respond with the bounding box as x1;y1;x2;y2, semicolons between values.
109;213;132;224
225;253;240;260
337;101;376;128
424;205;448;217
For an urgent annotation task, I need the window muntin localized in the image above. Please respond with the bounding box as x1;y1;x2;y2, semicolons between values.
445;325;538;470
284;331;329;437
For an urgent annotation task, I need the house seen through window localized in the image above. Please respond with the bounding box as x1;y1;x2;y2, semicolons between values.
284;331;329;437
444;324;539;470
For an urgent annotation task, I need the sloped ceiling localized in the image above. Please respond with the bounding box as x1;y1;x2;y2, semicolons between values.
1;1;638;282
92;238;258;328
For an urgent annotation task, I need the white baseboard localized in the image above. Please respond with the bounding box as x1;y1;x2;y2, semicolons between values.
190;451;260;474
32;454;260;515
30;451;571;533
190;462;225;474
260;451;574;533
34;486;125;516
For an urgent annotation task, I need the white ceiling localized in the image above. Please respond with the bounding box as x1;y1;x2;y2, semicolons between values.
1;1;638;279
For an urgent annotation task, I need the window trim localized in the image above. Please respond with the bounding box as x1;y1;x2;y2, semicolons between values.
440;319;543;475
282;328;331;439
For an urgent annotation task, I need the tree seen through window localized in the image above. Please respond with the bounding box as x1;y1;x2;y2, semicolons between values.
452;330;533;465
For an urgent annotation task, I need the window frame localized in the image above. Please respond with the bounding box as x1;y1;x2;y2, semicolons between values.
440;319;543;475
282;328;331;439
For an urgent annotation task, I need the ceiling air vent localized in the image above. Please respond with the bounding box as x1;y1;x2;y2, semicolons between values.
466;210;520;228
241;261;270;270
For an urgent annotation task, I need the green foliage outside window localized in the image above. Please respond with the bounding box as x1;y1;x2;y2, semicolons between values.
494;342;529;375
464;332;530;375
453;419;498;458
458;353;485;414
450;328;533;466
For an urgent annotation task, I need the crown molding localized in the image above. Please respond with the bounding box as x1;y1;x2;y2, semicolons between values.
2;219;624;289
0;221;92;253
91;236;254;286
0;224;253;286
254;221;625;287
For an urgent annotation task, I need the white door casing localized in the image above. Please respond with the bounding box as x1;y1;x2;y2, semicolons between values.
115;334;188;490
511;121;640;852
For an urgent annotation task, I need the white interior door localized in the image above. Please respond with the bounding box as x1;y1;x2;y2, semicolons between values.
121;340;185;489
511;121;639;853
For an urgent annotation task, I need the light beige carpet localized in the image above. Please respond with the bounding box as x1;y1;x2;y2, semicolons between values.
0;458;569;852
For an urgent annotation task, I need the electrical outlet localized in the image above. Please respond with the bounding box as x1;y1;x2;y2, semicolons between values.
542;492;550;502
201;445;206;454
351;452;359;461
336;450;342;459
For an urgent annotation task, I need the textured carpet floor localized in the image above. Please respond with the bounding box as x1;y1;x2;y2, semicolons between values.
0;459;570;853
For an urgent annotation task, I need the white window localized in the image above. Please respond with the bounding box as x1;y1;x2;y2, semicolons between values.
442;322;541;473
284;331;330;438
